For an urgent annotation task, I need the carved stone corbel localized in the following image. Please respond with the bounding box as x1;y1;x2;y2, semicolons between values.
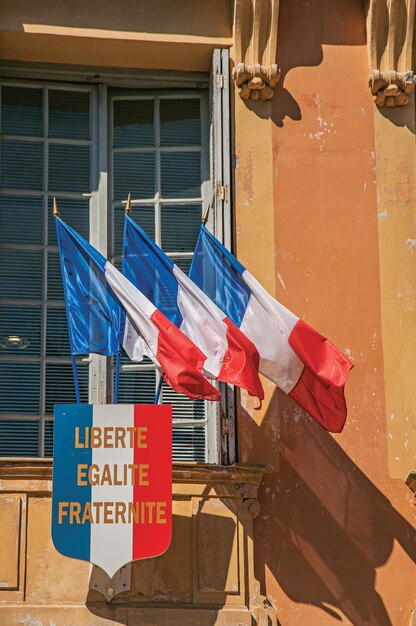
233;0;281;101
367;0;416;107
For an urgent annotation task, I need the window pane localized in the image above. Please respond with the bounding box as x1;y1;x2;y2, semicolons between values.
161;204;201;252
160;152;201;198
163;386;205;420
49;90;90;140
0;305;41;356
113;100;154;147
1;86;43;136
172;426;205;462
0;420;39;457
118;365;156;404
46;307;70;357
113;204;155;256
45;363;89;415
113;152;155;201
0;249;43;299
44;420;54;457
49;144;90;193
0;363;40;414
170;256;192;275
47;251;64;300
47;197;89;246
0;195;43;245
160;98;200;146
1;140;43;190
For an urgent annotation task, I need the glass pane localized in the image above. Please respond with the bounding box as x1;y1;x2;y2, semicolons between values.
47;251;64;300
113;204;155;256
113;100;154;147
170;256;192;275
1;86;43;136
161;204;201;252
0;362;40;414
49;90;90;140
46;307;70;357
0;305;41;356
0;420;39;457
118;366;156;404
45;363;89;415
44;420;54;457
1;140;43;190
160;99;201;146
0;195;43;245
0;249;43;299
113;152;155;201
163;386;205;420
160;152;201;198
49;144;90;193
172;426;205;462
47;196;89;246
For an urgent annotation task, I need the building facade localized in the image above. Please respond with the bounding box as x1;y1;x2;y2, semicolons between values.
0;1;415;625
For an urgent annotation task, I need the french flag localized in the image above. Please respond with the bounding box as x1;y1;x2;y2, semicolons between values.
189;225;353;433
56;218;220;402
122;215;264;403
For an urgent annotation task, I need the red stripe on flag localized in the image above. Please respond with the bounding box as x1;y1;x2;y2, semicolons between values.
219;318;264;402
132;404;172;560
288;319;353;433
151;309;220;401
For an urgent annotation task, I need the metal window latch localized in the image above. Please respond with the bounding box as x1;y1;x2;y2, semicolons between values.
216;182;228;203
221;415;232;437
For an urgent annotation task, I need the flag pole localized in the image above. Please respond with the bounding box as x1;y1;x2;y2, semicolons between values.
154;376;163;404
114;193;133;403
54;198;81;404
202;204;210;225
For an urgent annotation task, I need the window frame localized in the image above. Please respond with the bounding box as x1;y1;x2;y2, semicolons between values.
0;61;232;464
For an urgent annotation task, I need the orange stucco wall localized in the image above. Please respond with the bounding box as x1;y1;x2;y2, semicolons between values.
0;0;415;624
235;1;416;624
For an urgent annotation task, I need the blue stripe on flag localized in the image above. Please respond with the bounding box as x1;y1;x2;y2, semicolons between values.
189;225;251;327
122;215;183;327
56;218;121;356
52;404;92;562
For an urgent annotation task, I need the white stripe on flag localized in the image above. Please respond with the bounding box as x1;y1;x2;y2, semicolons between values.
173;265;228;379
90;404;134;577
104;261;160;363
240;271;304;393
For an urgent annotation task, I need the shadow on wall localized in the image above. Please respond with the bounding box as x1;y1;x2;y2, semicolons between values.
85;510;237;626
241;0;366;126
239;391;416;626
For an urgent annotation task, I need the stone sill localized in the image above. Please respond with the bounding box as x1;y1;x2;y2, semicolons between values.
0;459;265;498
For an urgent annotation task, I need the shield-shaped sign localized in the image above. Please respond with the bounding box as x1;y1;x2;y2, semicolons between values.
52;404;172;577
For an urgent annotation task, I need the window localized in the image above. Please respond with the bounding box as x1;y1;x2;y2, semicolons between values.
0;63;230;462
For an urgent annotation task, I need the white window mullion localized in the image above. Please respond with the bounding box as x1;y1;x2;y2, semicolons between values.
89;84;108;405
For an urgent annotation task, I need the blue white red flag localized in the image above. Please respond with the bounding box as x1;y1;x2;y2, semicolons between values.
189;225;353;432
52;404;172;577
56;218;220;402
122;215;264;403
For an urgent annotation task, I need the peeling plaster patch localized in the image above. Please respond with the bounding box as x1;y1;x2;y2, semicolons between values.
277;272;287;292
390;413;396;420
344;347;353;359
363;181;367;192
378;208;388;220
406;238;416;252
301;93;319;109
